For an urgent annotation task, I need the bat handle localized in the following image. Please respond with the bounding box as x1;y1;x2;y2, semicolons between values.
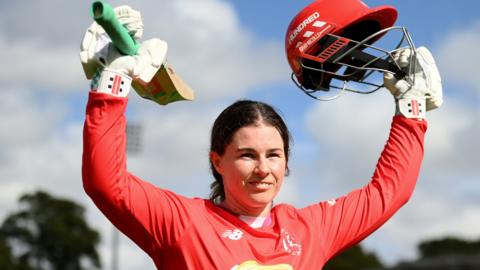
91;1;139;55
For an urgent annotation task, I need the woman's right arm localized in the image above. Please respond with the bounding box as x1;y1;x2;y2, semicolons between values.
79;6;196;260
82;92;192;256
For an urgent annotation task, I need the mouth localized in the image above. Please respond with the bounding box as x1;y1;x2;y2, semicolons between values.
247;181;274;191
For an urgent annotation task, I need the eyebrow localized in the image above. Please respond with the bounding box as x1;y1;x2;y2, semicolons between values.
236;147;284;153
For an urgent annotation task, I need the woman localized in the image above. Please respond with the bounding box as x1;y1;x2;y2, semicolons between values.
81;5;442;270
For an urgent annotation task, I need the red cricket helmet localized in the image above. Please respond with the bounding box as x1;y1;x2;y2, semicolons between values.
285;0;414;100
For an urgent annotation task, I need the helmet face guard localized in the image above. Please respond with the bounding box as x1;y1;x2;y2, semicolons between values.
285;0;416;100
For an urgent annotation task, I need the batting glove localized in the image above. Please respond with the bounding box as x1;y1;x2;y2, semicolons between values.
384;46;443;119
80;5;167;97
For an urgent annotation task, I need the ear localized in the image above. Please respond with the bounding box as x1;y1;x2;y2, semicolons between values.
285;158;289;176
209;151;223;174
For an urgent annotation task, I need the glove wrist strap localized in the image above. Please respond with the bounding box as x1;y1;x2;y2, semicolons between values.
91;68;131;97
396;97;426;119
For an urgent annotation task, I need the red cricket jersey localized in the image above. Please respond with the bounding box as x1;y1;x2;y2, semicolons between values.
82;92;427;269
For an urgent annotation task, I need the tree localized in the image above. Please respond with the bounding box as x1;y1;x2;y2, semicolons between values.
0;236;21;270
0;190;101;270
419;236;480;259
389;237;480;269
323;244;384;270
0;236;34;270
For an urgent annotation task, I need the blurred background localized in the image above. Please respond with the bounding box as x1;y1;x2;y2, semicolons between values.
0;0;478;269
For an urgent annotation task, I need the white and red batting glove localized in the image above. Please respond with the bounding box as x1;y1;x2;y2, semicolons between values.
384;46;443;119
79;5;167;97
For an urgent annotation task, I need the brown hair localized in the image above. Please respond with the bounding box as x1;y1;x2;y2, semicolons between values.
209;99;292;203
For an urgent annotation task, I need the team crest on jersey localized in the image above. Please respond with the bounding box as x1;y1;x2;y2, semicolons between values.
221;229;244;240
281;229;302;256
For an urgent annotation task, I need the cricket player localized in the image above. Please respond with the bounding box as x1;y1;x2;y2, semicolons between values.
81;1;442;269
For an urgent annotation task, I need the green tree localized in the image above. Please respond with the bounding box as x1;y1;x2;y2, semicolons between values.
1;236;20;269
0;236;33;270
323;244;384;270
419;236;480;258
0;191;101;270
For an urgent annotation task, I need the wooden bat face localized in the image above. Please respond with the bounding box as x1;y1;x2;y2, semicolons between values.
132;63;195;105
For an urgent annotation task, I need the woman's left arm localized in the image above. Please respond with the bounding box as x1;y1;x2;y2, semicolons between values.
305;116;426;261
302;46;442;262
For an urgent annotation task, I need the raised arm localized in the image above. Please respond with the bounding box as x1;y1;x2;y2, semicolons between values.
80;5;191;255
300;47;443;262
311;116;426;261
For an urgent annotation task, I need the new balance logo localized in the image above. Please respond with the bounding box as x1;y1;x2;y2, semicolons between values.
221;229;243;240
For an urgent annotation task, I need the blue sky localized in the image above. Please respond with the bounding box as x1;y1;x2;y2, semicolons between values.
0;0;479;269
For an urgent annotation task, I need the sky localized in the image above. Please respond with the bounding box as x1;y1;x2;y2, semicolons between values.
0;0;479;269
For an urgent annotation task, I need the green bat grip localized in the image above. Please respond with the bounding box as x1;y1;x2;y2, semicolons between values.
91;1;139;55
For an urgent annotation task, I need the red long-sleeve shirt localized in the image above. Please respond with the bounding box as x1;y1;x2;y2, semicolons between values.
82;92;427;269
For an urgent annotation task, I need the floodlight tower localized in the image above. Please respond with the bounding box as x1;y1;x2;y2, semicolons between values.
111;122;143;270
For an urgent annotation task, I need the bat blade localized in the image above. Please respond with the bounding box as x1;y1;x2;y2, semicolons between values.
132;63;195;105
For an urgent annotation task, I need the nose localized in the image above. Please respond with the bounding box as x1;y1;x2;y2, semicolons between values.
254;157;270;178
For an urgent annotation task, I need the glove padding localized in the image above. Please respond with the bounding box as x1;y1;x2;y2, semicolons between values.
80;5;145;80
384;46;443;112
91;39;167;83
88;39;167;97
80;5;167;88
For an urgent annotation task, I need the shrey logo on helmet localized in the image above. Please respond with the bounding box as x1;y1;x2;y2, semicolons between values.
285;0;417;100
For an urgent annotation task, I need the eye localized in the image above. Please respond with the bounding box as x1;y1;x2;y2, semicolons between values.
240;152;255;159
268;152;282;159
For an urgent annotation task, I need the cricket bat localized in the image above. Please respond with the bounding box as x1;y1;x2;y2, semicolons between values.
132;62;195;105
92;0;195;105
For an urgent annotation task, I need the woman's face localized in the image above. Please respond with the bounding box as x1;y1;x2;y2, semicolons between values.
210;122;287;216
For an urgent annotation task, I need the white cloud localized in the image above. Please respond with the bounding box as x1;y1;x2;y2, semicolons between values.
0;87;63;148
424;98;479;172
137;0;288;100
436;20;480;94
0;1;87;45
0;34;87;91
303;90;394;192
